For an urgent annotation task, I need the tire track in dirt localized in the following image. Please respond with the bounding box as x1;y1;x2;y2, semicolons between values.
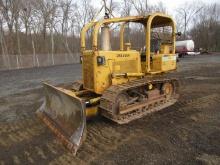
48;93;220;164
0;118;45;147
1;89;219;164
1;113;138;164
1;57;220;164
49;120;144;164
0;130;66;164
90;91;220;164
134;93;220;134
77;76;220;163
162;94;220;119
0;114;80;164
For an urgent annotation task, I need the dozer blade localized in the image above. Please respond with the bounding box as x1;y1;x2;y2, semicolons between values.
36;83;86;155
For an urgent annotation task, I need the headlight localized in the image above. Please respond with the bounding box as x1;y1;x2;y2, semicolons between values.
97;56;105;65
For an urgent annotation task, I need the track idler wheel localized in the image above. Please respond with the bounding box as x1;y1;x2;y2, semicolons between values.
161;82;174;99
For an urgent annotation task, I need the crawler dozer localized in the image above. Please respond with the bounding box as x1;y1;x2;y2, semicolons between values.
37;13;179;155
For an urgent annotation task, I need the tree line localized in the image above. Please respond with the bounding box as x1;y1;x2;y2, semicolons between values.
175;1;220;52
0;0;219;69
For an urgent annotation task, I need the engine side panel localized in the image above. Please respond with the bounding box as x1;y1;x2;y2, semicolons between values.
152;54;177;72
82;50;142;94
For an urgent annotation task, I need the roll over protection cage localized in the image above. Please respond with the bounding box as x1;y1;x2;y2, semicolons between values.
80;13;176;73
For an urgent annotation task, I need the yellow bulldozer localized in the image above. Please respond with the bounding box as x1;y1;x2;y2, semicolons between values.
37;12;179;155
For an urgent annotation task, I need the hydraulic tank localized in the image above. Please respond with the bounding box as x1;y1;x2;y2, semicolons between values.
176;40;194;53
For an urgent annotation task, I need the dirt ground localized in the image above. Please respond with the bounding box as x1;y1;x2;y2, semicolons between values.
0;55;220;165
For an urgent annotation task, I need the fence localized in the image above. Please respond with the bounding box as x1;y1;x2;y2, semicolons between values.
0;53;80;70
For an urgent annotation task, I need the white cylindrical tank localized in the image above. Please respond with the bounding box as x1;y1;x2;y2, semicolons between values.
176;40;194;53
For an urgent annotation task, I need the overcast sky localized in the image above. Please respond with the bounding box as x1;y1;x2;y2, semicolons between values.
93;0;220;16
149;0;219;13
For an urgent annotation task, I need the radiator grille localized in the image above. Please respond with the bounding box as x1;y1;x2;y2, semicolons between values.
83;55;94;90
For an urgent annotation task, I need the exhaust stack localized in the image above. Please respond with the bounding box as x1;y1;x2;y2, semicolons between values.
101;25;111;51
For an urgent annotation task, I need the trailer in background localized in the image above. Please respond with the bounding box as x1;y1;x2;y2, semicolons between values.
176;40;195;58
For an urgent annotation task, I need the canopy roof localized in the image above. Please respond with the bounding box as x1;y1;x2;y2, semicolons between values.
102;12;174;27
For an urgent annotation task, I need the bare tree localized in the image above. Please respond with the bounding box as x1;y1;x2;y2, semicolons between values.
60;0;72;35
176;2;203;39
128;0;149;15
0;0;23;68
20;0;39;67
0;16;6;67
20;0;32;37
49;0;58;65
35;0;59;64
74;0;97;30
14;0;22;68
151;1;167;13
0;0;14;33
0;0;19;67
0;5;10;69
0;0;218;70
59;0;75;61
190;3;220;51
73;0;97;50
121;0;132;16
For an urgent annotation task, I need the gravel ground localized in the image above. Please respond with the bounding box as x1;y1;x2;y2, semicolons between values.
0;64;81;97
0;55;220;165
